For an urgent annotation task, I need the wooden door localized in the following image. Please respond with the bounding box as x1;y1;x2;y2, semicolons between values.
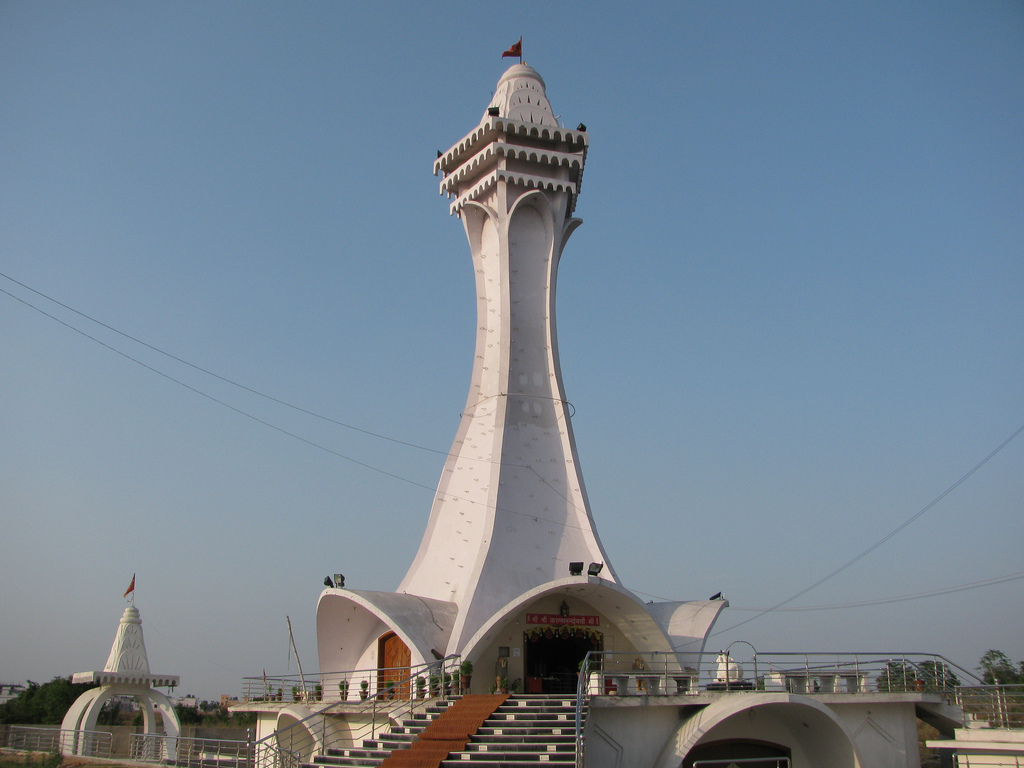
377;631;411;699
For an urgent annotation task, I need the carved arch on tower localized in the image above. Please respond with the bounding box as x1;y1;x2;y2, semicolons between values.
507;187;553;229
460;200;500;257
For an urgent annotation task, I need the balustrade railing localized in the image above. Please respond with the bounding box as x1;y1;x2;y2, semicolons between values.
573;650;978;768
575;650;974;700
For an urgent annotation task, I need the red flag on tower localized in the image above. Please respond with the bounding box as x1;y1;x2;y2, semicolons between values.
123;574;136;598
502;38;522;59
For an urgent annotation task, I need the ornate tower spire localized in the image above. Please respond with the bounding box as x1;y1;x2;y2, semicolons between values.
103;604;151;673
399;64;615;649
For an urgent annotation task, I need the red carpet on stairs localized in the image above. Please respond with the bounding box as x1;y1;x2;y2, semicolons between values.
379;694;509;768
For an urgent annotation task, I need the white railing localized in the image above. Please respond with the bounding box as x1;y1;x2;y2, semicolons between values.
958;684;1024;730
4;726;112;758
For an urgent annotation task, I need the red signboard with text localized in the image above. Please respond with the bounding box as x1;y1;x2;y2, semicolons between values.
525;614;600;627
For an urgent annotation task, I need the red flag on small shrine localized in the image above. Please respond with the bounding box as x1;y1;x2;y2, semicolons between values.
502;38;522;59
123;574;136;598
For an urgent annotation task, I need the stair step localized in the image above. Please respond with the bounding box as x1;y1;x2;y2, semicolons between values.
441;760;575;767
303;694;582;768
464;743;575;753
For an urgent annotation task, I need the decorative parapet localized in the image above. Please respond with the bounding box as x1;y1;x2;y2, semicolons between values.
434;117;588;176
447;169;578;216
71;670;179;688
439;141;584;196
435;116;588;217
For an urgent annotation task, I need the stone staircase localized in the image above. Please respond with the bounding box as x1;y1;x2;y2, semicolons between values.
312;695;580;767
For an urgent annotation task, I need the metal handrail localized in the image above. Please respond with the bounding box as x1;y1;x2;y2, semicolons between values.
129;732;251;765
574;650;594;768
243;659;462;703
4;725;112;759
250;655;462;768
957;684;1024;729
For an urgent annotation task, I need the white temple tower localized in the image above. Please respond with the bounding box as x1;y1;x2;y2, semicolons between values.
317;64;724;692
61;604;180;756
398;64;615;649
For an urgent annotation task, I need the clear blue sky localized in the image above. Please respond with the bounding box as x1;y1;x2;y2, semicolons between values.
2;2;1021;700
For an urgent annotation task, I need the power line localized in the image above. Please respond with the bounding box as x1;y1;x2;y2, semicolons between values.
0;278;600;536
722;570;1024;612
4;271;1021;596
0;270;449;456
707;420;1024;639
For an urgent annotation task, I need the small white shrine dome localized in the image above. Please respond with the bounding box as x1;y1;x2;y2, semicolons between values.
483;64;557;126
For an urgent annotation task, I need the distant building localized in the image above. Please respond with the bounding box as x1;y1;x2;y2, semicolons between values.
0;683;25;705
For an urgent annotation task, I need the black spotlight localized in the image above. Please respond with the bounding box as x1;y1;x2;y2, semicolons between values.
577;122;587;132
334;573;345;589
587;562;604;577
569;562;584;576
488;106;500;116
709;591;723;601
323;576;334;588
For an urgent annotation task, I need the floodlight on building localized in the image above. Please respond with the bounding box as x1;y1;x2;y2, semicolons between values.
488;106;500;116
568;562;584;576
560;600;570;618
709;592;723;601
323;576;334;588
588;562;604;577
334;574;345;589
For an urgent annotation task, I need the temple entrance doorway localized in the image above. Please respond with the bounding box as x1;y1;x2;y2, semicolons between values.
523;627;603;695
377;631;410;699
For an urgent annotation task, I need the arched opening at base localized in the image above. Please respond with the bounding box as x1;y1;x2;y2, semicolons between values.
684;739;791;768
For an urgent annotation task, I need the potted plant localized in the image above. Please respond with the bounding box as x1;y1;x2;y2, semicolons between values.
277;687;283;702
451;671;460;695
459;660;473;694
499;677;510;694
384;680;396;700
314;683;322;702
291;686;300;702
359;680;368;700
416;676;426;699
442;673;452;696
512;678;522;694
429;674;440;697
339;680;349;701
